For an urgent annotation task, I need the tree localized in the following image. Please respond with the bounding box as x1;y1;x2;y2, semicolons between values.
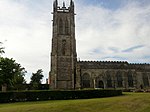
0;42;5;55
0;57;26;91
30;69;44;90
13;70;26;90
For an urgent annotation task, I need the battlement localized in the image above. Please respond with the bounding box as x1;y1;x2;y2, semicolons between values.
129;63;150;65
78;60;128;64
53;0;74;13
56;7;70;12
78;60;150;65
77;60;150;71
77;60;128;69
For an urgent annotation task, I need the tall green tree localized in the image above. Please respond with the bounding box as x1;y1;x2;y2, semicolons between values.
0;42;5;55
0;57;26;91
30;69;44;90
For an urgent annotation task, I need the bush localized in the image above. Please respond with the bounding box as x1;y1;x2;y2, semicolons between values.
0;90;122;103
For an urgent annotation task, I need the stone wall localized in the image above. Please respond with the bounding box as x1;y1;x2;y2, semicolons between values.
76;61;150;90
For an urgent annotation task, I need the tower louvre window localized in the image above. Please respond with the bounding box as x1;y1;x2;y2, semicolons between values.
65;19;69;34
59;18;63;34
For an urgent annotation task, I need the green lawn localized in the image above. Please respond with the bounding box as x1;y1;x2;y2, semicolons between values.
0;92;150;112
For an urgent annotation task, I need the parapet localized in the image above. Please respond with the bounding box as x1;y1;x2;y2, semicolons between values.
78;60;128;64
129;63;150;65
77;60;150;71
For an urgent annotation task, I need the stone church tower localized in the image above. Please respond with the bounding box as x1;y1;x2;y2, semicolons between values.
50;0;77;89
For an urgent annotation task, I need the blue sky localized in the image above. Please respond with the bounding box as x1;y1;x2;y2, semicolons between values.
0;0;150;83
79;0;124;9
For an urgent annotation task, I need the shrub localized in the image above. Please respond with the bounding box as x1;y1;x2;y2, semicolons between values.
0;89;122;103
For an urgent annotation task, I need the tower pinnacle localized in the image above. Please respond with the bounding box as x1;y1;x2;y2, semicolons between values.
53;0;58;11
70;0;74;6
55;0;58;5
63;1;65;8
70;0;74;12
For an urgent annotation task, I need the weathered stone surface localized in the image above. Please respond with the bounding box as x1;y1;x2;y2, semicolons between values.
50;0;76;89
76;61;150;89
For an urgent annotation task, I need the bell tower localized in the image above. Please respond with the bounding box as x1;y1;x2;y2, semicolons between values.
50;0;77;89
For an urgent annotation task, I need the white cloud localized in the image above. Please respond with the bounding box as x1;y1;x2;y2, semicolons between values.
0;0;52;83
76;1;150;63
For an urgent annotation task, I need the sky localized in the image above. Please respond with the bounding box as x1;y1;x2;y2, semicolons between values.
0;0;150;83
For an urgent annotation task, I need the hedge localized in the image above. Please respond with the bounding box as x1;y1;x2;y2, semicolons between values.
0;90;122;103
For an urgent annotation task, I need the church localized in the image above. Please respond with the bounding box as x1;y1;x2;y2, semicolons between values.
49;0;150;90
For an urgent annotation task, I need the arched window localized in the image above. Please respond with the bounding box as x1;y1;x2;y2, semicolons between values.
65;19;69;34
59;19;63;34
98;80;104;88
106;71;112;88
62;40;66;55
143;73;149;87
127;71;134;87
82;73;90;88
116;71;123;87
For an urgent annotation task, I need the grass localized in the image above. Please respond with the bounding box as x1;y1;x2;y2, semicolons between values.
0;92;150;112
